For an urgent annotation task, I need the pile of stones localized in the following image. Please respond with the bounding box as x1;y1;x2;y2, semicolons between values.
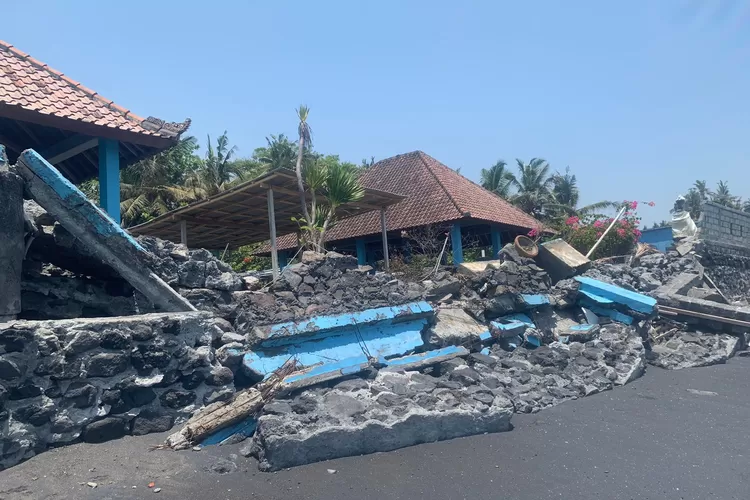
583;251;702;294
647;330;739;370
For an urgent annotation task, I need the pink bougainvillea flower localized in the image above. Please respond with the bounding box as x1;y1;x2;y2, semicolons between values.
596;231;603;238
648;201;655;207
617;228;626;237
593;220;604;228
565;216;579;226
630;201;638;210
527;228;538;237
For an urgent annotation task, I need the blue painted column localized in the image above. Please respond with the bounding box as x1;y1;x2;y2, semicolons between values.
491;226;503;257
451;224;463;265
278;251;289;269
356;238;367;266
98;139;120;224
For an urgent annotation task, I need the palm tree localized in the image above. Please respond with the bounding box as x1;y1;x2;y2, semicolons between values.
360;156;376;168
683;188;703;220
294;105;314;243
510;158;555;217
119;136;200;227
694;180;709;200
255;134;297;170
743;199;750;213
187;132;242;197
710;180;740;209
480;160;515;198
547;166;616;221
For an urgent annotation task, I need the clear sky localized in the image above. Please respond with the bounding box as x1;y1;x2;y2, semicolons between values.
4;1;750;225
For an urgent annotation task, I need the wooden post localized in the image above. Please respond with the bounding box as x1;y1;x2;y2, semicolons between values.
98;139;120;224
179;220;187;246
0;146;24;322
356;238;367;266
268;188;279;279
380;208;390;272
491;226;503;257
586;206;627;258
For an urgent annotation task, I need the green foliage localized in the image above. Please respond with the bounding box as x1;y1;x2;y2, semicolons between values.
480;160;514;198
221;244;271;272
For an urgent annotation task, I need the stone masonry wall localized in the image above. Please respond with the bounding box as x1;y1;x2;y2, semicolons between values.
699;201;750;249
0;312;235;470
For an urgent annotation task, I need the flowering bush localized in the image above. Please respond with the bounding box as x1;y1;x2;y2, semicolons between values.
563;201;652;260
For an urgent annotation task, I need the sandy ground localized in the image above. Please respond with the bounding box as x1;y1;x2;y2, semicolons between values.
2;357;749;500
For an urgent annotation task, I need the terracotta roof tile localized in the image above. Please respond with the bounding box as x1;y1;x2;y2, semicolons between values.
0;40;190;140
264;150;543;252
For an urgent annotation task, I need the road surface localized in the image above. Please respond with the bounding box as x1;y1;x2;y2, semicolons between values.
1;358;748;500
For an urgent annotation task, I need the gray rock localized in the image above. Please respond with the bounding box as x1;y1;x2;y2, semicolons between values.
86;353;129;377
160;389;196;409
206;366;234;386
83;417;129;443
132;411;174;436
0;358;22;380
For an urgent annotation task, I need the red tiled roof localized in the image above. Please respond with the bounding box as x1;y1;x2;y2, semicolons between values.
263;150;543;252
0;40;189;141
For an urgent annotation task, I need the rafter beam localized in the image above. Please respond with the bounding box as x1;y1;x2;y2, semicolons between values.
41;134;98;165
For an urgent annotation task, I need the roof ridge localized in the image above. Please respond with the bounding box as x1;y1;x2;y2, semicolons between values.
0;40;148;125
416;151;466;217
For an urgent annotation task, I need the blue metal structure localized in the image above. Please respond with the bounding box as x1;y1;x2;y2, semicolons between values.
639;227;673;252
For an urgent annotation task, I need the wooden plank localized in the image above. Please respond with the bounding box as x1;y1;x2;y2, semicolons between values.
268;188;279;279
16;149;196;313
381;208;390;271
658;305;750;328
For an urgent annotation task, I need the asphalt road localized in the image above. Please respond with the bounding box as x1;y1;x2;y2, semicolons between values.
2;358;749;500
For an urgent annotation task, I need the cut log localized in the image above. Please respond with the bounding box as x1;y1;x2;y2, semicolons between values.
166;360;297;450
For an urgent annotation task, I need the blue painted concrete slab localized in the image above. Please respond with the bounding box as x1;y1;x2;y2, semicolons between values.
260;301;433;346
521;294;551;307
244;317;427;379
578;289;614;306
575;276;656;314
384;346;467;368
500;313;536;327
579;300;634;325
20;149;143;250
283;355;372;384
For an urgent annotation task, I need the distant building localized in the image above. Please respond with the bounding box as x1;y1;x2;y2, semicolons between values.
263;150;543;265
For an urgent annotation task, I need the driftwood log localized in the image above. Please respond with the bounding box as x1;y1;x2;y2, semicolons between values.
166;359;298;450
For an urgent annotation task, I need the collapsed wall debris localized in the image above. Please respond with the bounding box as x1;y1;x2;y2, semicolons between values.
3;145;750;473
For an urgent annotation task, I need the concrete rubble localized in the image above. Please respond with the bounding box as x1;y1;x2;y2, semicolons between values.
2;146;750;472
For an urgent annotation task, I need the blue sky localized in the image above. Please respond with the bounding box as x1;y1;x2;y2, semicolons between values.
4;1;750;225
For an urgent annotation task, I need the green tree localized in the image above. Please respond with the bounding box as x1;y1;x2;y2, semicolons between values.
254;134;297;170
360;156;376;168
548;167;616;219
694;180;709;200
683;188;703;220
510;158;555;217
480;160;514;198
710;180;740;209
119;135;201;227
187;132;243;197
292;107;364;250
651;220;671;229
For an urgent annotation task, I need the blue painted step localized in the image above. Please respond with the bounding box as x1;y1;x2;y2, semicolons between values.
243;302;434;379
575;277;656;314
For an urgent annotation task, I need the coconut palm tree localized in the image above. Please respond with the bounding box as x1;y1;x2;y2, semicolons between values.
480;160;515;198
510;158;555;217
710;180;740;209
694;180;709;200
683;188;703;220
119;136;200;227
255;134;297;170
548;167;616;220
187;132;243;197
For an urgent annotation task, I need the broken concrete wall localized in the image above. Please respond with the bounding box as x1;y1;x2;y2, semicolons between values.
0;312;235;470
699;201;750;248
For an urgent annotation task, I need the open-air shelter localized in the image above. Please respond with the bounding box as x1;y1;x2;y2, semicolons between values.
128;168;405;277
0;40;189;223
